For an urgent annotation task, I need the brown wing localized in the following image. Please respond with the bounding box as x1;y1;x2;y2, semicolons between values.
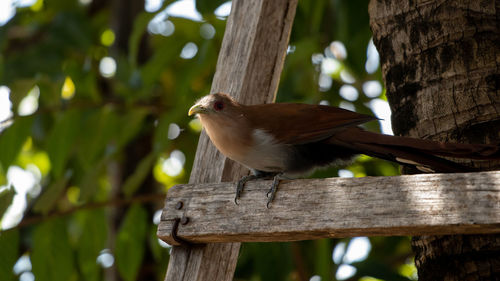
241;103;376;145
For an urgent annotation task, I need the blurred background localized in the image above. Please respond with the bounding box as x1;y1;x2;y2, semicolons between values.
0;0;417;280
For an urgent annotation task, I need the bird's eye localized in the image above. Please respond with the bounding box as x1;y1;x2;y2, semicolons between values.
213;101;224;111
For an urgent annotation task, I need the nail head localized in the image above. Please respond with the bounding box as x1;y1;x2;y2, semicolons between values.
175;201;183;210
180;217;189;225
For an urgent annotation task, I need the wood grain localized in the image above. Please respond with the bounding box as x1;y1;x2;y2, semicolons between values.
161;0;298;280
159;171;500;245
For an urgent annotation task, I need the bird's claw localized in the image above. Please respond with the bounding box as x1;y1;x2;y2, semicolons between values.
265;174;282;208
235;181;245;205
234;172;281;208
234;174;258;205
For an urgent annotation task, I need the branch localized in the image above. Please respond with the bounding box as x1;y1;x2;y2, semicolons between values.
7;193;165;231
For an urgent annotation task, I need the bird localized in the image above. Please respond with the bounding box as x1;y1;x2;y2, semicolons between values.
188;92;500;207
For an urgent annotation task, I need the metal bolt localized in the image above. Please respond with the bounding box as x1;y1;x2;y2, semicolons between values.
180;217;189;225
175;201;183;210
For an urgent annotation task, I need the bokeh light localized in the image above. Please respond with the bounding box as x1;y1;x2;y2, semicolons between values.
1;164;41;229
97;249;114;268
344;237;371;263
167;123;181;140
365;39;380;74
321;58;341;75
166;0;202;21
200;23;216;39
99;57;117;78
327;41;347;60
332;242;346;264
61;76;76;100
13;254;32;274
145;0;163;13
0;1;15;26
20;272;35;281
339;101;355;112
369;99;393;135
338;169;354;178
100;29;115;46
148;15;175;37
362;80;383;98
180;42;198;59
309;275;321;281
161;150;185;177
336;264;356;280
340;69;355;84
188;118;202;132
0;86;13;123
18;86;39;116
153;209;162;224
339;85;359;101
214;1;232;18
318;73;333;92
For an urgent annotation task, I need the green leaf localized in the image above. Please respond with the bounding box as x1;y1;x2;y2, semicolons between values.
314;239;334;280
47;109;82;178
195;0;227;15
76;108;119;168
76;209;108;281
32;176;69;214
0;229;19;281
0;166;6;186
8;79;36;108
129;0;176;67
78;158;106;202
148;224;169;263
122;152;157;197
140;37;185;87
333;0;372;75
129;12;156;67
115;204;148;281
0;116;34;169
153;113;173;152
352;259;412;281
242;242;293;281
0;186;15;220
115;109;148;151
32;219;75;281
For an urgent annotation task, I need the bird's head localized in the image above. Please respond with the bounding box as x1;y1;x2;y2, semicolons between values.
188;92;239;117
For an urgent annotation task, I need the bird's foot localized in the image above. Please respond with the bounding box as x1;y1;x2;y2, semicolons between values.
266;173;283;208
235;171;277;205
235;174;260;204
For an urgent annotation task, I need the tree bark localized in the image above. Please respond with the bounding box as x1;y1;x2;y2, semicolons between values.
369;0;500;280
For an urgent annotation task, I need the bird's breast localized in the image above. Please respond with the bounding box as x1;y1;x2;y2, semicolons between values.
199;114;252;162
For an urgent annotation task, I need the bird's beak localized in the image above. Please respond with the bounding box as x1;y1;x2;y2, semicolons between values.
188;104;207;116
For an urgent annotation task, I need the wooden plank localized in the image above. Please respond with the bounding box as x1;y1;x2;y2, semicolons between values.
161;0;298;280
158;171;500;245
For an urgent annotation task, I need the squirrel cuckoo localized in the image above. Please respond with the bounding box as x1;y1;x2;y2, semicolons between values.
188;92;499;207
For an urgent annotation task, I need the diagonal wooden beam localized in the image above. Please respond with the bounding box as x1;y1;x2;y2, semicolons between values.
160;0;298;280
158;171;500;245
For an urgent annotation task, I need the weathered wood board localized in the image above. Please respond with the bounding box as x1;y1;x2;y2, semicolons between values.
159;171;500;245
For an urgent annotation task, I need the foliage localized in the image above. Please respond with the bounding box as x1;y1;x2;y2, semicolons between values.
0;0;413;281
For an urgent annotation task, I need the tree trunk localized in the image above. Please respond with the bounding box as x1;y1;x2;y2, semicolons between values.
369;0;500;280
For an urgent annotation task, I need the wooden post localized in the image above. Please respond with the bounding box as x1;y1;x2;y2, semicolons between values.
162;0;298;280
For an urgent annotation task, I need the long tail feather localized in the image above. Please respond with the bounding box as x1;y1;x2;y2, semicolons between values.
329;128;500;173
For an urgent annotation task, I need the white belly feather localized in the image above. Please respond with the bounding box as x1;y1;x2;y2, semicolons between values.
242;129;288;172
